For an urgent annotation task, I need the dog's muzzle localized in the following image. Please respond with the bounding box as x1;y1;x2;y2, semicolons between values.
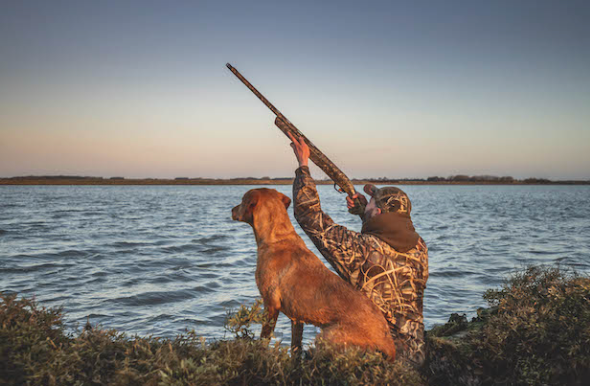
231;205;240;221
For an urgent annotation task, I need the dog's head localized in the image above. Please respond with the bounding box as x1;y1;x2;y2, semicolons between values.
231;188;291;225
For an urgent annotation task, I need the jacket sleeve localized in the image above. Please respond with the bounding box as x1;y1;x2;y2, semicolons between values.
293;166;368;284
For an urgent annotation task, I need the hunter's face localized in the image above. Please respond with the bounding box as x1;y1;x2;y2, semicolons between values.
364;197;381;220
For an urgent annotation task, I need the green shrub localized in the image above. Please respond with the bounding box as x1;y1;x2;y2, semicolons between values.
2;266;588;385
0;293;423;385
224;298;269;339
425;266;590;386
475;266;590;385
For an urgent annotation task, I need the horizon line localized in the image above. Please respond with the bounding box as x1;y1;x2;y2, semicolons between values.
2;175;589;183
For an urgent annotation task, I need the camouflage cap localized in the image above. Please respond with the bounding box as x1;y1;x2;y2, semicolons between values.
363;184;412;214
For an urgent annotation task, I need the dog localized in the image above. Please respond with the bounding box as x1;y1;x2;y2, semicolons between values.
232;188;396;361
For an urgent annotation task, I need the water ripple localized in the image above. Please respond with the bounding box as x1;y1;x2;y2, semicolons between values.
0;184;589;345
110;289;196;306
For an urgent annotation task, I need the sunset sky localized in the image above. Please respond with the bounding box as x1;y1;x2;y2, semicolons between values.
1;1;589;180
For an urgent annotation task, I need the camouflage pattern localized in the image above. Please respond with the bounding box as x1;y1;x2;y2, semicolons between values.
293;166;429;366
274;117;362;212
364;184;412;214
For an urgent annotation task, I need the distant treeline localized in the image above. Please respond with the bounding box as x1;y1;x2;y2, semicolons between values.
2;175;588;185
357;175;587;184
8;175;105;180
3;175;295;182
426;175;517;182
428;175;555;183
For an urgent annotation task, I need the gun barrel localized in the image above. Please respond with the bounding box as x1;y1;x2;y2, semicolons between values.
226;63;283;118
275;117;357;197
226;63;366;216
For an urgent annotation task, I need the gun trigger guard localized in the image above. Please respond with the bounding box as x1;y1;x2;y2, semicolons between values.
333;183;345;193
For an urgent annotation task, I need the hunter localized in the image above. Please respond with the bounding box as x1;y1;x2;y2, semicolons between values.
287;133;429;366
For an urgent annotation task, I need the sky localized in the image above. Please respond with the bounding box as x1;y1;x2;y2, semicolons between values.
1;0;589;180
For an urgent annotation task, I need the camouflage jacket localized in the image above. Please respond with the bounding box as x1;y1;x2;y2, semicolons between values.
293;166;429;365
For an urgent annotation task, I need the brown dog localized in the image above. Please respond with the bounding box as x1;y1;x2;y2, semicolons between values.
232;188;396;361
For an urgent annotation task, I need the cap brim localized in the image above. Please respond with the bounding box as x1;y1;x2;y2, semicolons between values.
363;184;378;197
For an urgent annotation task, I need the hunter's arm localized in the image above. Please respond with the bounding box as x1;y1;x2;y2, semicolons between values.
293;166;368;282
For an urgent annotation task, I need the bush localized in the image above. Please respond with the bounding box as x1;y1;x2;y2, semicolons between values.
425;266;590;385
476;267;590;385
2;266;588;385
0;293;423;386
0;295;68;385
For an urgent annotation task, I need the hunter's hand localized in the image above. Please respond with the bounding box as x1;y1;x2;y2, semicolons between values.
346;193;368;211
287;132;310;167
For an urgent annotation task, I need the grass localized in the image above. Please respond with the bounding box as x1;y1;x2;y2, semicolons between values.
1;266;589;385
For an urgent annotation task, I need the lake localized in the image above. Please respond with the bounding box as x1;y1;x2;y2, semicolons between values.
1;184;589;345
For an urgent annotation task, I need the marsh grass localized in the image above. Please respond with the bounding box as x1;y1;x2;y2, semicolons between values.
2;266;588;385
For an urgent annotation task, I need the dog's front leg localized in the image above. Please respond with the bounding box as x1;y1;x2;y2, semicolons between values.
260;306;279;340
291;320;304;357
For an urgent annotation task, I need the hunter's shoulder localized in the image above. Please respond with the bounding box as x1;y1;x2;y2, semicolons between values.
366;234;428;260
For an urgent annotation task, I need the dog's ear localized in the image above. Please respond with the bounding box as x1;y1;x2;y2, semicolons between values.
243;192;259;223
279;192;291;209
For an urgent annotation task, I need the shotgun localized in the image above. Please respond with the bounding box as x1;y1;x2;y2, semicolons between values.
226;63;366;215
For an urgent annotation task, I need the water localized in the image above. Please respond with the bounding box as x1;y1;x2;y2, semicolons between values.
1;185;589;345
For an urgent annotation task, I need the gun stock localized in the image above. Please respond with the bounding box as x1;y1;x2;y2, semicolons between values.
226;63;366;216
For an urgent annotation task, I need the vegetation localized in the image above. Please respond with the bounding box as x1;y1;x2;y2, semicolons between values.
425;266;590;385
427;175;515;183
0;295;422;386
2;175;589;185
1;266;589;385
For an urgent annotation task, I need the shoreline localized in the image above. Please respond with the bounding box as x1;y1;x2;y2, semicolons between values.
1;178;589;186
